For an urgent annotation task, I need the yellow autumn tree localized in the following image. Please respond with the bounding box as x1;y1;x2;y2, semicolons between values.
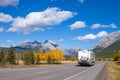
39;49;48;61
34;49;64;64
34;52;38;59
45;49;53;64
49;49;64;63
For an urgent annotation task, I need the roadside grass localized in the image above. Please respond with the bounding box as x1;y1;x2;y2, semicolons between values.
0;60;77;68
108;61;120;80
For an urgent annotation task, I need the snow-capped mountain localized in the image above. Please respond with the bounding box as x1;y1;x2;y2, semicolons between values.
95;31;120;49
93;31;120;57
15;40;62;51
63;48;80;56
15;40;79;56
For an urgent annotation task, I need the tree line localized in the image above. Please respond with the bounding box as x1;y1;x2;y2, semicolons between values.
0;46;16;65
0;46;66;65
23;48;65;65
113;50;120;62
96;50;120;62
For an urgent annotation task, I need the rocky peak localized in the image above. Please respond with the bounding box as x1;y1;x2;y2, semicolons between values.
16;40;60;51
33;41;40;44
43;40;50;43
95;31;120;48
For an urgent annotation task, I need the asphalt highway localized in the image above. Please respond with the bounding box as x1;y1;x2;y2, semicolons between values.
0;61;107;80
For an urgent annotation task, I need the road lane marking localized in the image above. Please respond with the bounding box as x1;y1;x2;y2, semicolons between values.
64;67;91;80
64;62;105;80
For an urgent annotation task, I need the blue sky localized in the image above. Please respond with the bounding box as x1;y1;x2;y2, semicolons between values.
0;0;120;49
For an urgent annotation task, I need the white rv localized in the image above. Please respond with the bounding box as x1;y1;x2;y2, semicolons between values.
78;50;95;66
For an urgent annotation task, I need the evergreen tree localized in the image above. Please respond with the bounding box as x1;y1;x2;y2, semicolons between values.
29;50;35;64
23;50;30;65
7;46;16;64
36;54;40;64
1;57;7;65
0;49;4;63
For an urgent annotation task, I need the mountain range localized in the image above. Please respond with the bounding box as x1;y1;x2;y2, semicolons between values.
93;31;120;57
15;40;61;52
14;40;80;56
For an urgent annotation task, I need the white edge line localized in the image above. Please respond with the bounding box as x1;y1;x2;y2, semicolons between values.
64;67;91;80
64;63;103;80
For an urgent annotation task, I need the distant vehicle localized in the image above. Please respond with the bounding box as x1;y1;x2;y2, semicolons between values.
78;50;95;66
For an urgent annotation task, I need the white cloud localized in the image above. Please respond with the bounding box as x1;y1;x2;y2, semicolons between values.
70;21;86;30
97;31;108;38
0;27;4;32
58;38;64;42
0;0;19;7
74;34;96;40
92;23;117;29
7;7;75;34
47;27;53;30
110;23;117;28
0;13;13;22
6;40;12;43
74;31;108;41
78;0;84;3
91;23;101;29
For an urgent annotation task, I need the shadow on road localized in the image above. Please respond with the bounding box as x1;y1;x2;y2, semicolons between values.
75;65;92;67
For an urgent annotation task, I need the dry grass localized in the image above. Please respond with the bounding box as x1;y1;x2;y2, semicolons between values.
108;61;120;80
0;60;77;68
61;60;77;64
